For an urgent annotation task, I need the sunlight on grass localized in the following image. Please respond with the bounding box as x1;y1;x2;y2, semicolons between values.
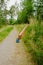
0;26;13;42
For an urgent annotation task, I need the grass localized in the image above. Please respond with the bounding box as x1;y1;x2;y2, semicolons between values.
16;19;43;65
22;19;43;65
0;25;6;29
0;26;13;42
15;24;26;33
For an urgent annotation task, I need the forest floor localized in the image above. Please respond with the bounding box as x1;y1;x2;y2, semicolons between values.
0;26;34;65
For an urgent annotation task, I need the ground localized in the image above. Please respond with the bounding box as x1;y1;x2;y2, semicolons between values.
0;26;34;65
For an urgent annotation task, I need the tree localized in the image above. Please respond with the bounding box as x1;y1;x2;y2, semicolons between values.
9;5;15;24
9;5;15;19
33;0;43;21
37;0;43;21
0;0;9;26
17;0;33;23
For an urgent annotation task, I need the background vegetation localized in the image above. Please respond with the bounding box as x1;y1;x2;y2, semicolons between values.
0;0;43;65
16;0;43;65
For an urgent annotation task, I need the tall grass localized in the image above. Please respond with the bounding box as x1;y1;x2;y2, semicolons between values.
0;26;13;42
15;20;43;65
22;19;43;65
16;24;26;33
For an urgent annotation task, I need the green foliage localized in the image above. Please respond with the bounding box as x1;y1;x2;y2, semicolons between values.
22;20;43;65
0;26;13;42
9;19;16;25
17;11;28;24
0;0;15;26
16;24;26;32
33;22;43;50
22;0;33;15
17;0;33;24
0;0;8;26
33;49;43;65
36;0;43;21
9;5;15;19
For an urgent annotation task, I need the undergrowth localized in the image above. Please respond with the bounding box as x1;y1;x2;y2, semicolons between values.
22;20;43;65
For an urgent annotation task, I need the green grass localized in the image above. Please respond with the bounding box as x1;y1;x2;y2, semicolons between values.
0;25;5;29
15;24;26;33
22;20;43;65
0;26;13;42
16;19;43;65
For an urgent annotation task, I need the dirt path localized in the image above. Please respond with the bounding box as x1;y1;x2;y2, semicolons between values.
0;27;33;65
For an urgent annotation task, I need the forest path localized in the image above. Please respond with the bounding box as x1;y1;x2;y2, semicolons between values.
0;26;33;65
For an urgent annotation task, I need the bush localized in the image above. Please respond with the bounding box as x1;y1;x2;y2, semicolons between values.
9;19;16;25
22;20;43;65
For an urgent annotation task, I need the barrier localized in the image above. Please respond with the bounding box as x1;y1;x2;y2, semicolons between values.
16;24;28;43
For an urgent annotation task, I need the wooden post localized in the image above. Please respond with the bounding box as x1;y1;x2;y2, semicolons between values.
17;24;28;39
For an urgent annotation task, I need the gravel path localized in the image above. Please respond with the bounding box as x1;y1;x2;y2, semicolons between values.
0;27;33;65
